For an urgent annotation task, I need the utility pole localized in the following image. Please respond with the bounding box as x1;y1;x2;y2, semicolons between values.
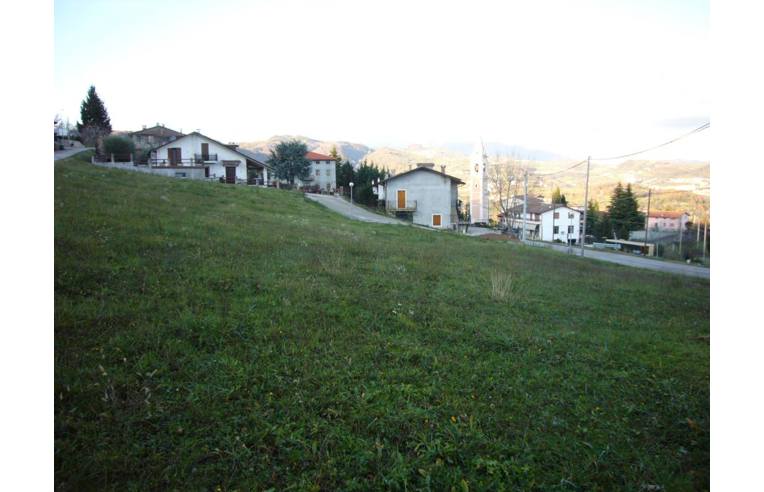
678;217;683;259
580;156;591;257
522;170;528;241
702;217;708;261
643;188;651;255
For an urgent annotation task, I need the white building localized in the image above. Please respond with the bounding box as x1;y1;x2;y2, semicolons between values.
469;141;489;224
647;211;690;231
501;196;582;243
151;132;269;184
293;151;337;191
382;163;464;228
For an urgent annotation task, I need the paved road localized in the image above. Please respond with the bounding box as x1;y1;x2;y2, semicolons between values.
532;241;710;279
54;147;93;161
305;194;406;225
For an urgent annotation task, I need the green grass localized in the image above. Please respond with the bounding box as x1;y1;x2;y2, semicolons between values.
55;153;709;491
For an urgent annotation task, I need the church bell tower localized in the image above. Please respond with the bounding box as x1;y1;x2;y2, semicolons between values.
469;140;489;224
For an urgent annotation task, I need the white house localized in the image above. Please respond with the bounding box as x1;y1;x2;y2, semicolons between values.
381;163;464;228
501;196;582;243
647;211;689;231
151;132;270;184
292;151;337;191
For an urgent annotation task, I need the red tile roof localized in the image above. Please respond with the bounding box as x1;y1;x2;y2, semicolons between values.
649;211;686;219
306;151;336;161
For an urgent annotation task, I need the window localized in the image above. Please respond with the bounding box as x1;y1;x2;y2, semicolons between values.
432;214;442;227
568;225;574;233
316;169;321;176
568;212;574;219
553;225;559;234
554;212;559;219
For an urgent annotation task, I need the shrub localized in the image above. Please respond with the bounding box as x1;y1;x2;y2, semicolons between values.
102;136;135;159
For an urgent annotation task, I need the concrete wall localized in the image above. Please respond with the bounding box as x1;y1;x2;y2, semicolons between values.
385;170;458;227
92;161;206;179
541;206;581;243
155;134;248;180
294;159;337;191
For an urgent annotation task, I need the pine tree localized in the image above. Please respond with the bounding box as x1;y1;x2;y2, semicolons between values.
78;86;111;134
607;182;642;239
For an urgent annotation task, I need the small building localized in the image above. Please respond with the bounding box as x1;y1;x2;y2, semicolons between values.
647;211;690;231
292;151;337;192
500;196;582;243
130;124;184;150
381;163;464;228
151;132;270;184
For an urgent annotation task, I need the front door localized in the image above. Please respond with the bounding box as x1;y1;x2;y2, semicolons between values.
168;148;181;165
225;166;236;184
204;166;210;178
201;143;209;161
397;190;406;209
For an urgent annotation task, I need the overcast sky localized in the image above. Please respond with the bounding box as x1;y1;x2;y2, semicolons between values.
54;0;709;160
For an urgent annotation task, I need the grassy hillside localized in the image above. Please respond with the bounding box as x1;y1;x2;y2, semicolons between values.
55;154;709;491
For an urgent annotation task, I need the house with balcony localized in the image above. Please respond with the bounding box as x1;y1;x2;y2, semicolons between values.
380;163;464;228
151;132;269;184
500;196;582;243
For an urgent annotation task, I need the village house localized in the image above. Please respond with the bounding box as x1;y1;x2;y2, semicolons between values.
130;124;184;151
151;132;269;184
292;151;337;192
500;195;582;243
381;163;463;228
647;211;690;231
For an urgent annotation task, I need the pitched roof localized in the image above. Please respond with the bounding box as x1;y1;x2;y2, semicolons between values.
153;132;270;168
306;151;336;161
649;211;687;219
131;125;184;138
382;166;465;185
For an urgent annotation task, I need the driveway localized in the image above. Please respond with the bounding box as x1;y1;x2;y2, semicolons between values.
305;194;406;225
531;241;710;279
54;147;93;161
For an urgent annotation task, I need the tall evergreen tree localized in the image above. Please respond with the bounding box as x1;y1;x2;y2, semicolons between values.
607;182;643;239
267;140;311;185
551;186;568;206
77;85;111;134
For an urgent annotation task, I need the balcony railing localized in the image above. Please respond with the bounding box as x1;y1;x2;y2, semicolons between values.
386;199;417;211
149;158;204;167
194;153;218;162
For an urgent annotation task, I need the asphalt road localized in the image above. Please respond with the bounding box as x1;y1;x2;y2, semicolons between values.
534;241;710;279
305;194;406;225
54;147;93;161
307;194;709;279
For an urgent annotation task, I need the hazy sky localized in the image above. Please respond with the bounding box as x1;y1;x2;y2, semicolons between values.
55;0;709;159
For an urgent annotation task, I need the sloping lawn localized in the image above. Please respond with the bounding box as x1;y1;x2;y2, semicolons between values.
55;154;709;491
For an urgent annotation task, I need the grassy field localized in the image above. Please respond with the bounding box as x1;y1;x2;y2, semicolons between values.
55;154;709;491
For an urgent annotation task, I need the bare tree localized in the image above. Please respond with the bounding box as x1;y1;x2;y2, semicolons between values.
487;153;524;230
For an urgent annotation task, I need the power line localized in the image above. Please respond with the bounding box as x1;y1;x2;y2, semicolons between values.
591;122;710;161
534;159;588;177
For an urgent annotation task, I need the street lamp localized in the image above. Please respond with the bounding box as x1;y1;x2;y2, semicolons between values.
349;182;354;204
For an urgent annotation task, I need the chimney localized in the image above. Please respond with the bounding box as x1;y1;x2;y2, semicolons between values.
408;164;412;170
440;165;446;174
142;124;147;130
226;142;239;150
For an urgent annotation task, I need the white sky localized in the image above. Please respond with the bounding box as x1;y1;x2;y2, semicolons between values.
54;0;709;159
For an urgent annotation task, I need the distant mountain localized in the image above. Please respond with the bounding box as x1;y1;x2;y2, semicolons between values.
238;135;372;164
239;134;709;216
